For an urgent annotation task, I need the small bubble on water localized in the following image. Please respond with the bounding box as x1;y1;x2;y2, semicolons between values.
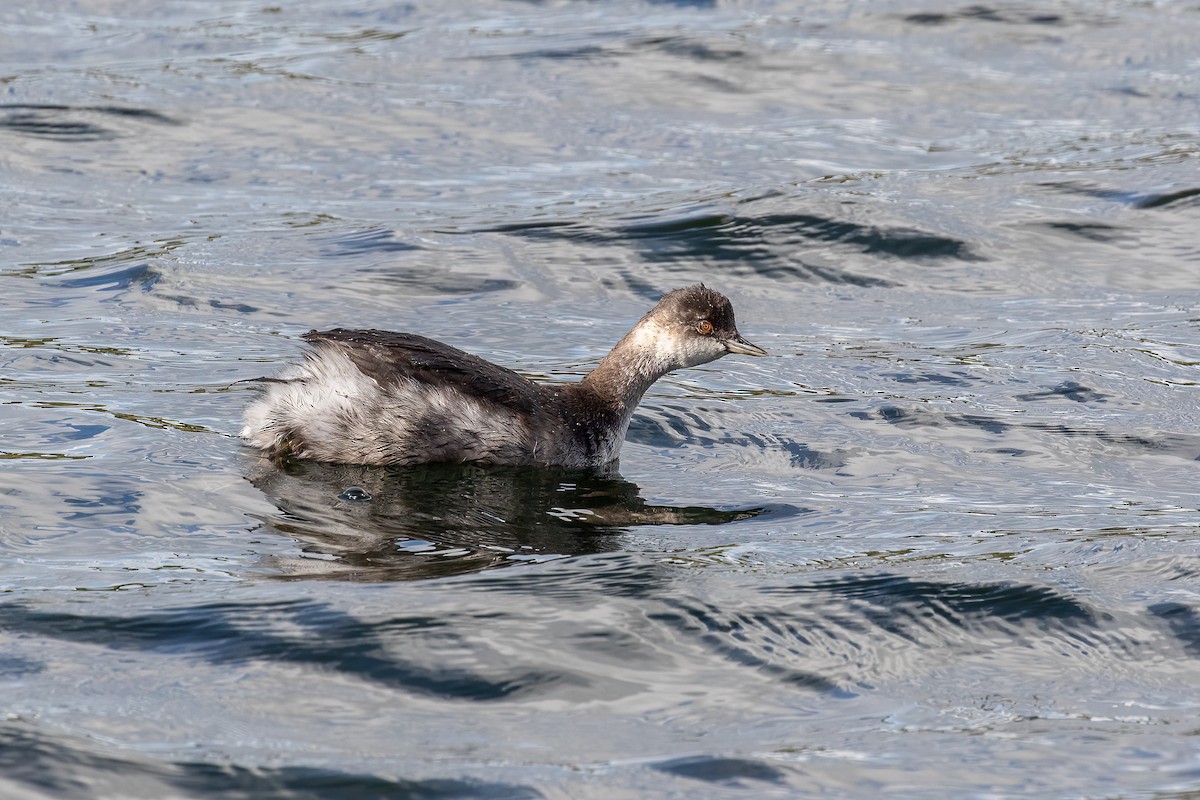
338;486;372;503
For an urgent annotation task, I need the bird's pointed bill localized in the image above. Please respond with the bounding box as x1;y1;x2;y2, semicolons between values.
725;335;767;357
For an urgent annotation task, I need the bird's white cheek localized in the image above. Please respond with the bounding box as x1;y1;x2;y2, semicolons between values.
679;337;725;367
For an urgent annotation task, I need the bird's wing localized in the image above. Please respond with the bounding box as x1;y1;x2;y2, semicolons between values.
302;328;546;414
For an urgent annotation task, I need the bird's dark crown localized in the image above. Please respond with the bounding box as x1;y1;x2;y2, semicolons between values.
650;283;737;335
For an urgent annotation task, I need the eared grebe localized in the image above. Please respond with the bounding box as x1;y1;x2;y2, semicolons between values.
242;284;766;467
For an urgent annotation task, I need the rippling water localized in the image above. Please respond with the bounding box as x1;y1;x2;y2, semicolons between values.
2;1;1200;797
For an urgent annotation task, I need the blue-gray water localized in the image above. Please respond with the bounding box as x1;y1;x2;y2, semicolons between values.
2;1;1200;797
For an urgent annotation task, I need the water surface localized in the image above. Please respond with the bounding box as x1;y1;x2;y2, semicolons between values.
2;1;1199;797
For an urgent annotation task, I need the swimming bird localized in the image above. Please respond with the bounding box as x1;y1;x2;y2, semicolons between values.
242;284;766;467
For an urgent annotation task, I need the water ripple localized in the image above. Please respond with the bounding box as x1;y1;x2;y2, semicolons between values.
0;104;178;141
630;405;852;471
850;405;1200;461
474;208;981;287
0;600;570;701
651;755;789;787
0;725;538;800
902;7;1073;26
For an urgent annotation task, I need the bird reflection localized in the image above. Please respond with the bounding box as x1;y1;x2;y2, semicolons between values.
245;456;774;581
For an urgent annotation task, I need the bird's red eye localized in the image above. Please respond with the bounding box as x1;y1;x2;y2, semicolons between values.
697;320;714;335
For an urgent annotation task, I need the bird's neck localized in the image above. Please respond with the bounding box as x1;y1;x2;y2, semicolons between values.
579;320;677;418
